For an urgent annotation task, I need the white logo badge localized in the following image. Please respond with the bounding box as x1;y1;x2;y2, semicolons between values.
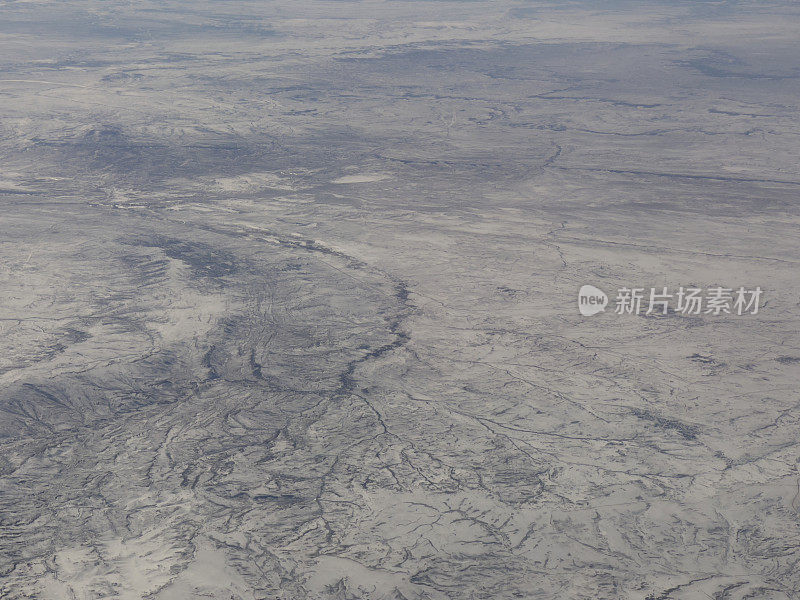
578;285;608;316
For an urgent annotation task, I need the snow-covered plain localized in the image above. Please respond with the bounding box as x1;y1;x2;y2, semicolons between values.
1;1;799;598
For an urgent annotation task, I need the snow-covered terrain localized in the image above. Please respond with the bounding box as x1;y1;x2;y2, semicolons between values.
1;1;799;598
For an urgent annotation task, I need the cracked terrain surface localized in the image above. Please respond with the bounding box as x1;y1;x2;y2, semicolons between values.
1;1;800;599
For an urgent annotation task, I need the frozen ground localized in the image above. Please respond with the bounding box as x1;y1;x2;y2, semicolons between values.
1;1;799;599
